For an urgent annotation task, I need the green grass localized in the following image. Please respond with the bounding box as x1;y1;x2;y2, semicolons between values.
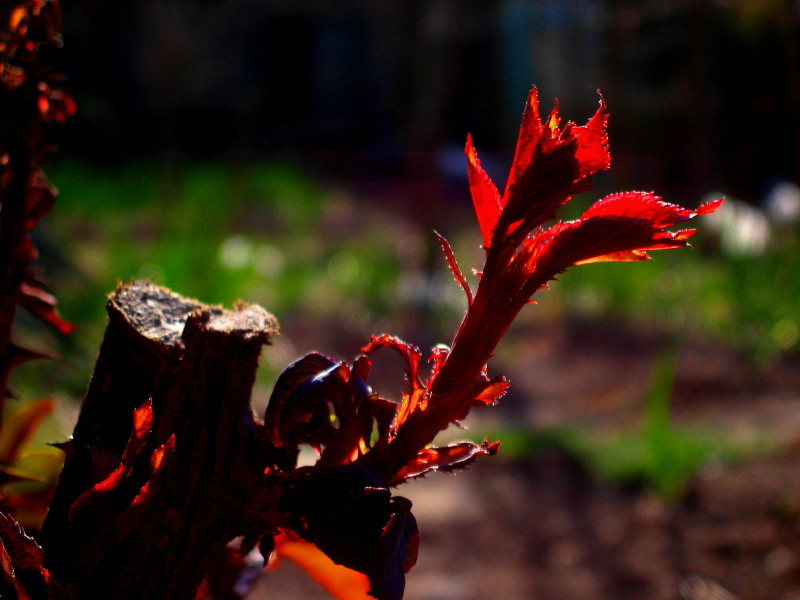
582;351;726;500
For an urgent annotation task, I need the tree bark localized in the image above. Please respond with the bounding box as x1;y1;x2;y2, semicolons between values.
41;281;280;599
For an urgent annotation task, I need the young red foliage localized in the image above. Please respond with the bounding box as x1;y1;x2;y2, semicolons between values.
347;87;720;509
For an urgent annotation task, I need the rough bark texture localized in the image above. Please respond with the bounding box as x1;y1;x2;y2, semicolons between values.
41;281;280;599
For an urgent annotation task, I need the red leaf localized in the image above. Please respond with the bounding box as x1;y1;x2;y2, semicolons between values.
495;89;612;239
390;439;499;483
473;376;509;406
70;401;154;516
502;87;545;201
435;231;472;306
465;135;502;248
520;193;725;281
521;218;668;282
127;400;154;459
571;93;611;175
361;335;426;429
581;191;697;227
132;434;175;506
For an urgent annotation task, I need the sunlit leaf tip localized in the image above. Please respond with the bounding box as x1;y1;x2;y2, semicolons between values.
464;135;502;249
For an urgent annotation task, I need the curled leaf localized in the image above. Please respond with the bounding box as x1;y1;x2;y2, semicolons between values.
361;335;426;430
264;352;341;458
265;352;375;468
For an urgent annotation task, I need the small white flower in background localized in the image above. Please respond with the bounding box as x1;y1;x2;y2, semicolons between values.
764;179;800;224
219;235;253;270
702;192;770;256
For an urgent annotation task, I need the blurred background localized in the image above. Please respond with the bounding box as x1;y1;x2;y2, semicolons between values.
13;1;800;599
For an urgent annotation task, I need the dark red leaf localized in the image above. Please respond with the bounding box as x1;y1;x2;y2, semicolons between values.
24;172;56;232
264;352;342;457
4;343;52;368
359;395;399;443
0;512;44;573
0;512;49;600
287;465;417;600
361;336;424;393
0;465;38;487
368;497;418;600
18;281;74;334
427;345;449;382
37;83;76;124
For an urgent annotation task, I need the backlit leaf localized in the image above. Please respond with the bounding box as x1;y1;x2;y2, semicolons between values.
274;532;372;600
465;135;502;248
435;232;472;306
0;512;48;599
390;440;499;483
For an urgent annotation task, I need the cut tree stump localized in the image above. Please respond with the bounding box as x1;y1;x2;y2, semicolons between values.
41;281;280;599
